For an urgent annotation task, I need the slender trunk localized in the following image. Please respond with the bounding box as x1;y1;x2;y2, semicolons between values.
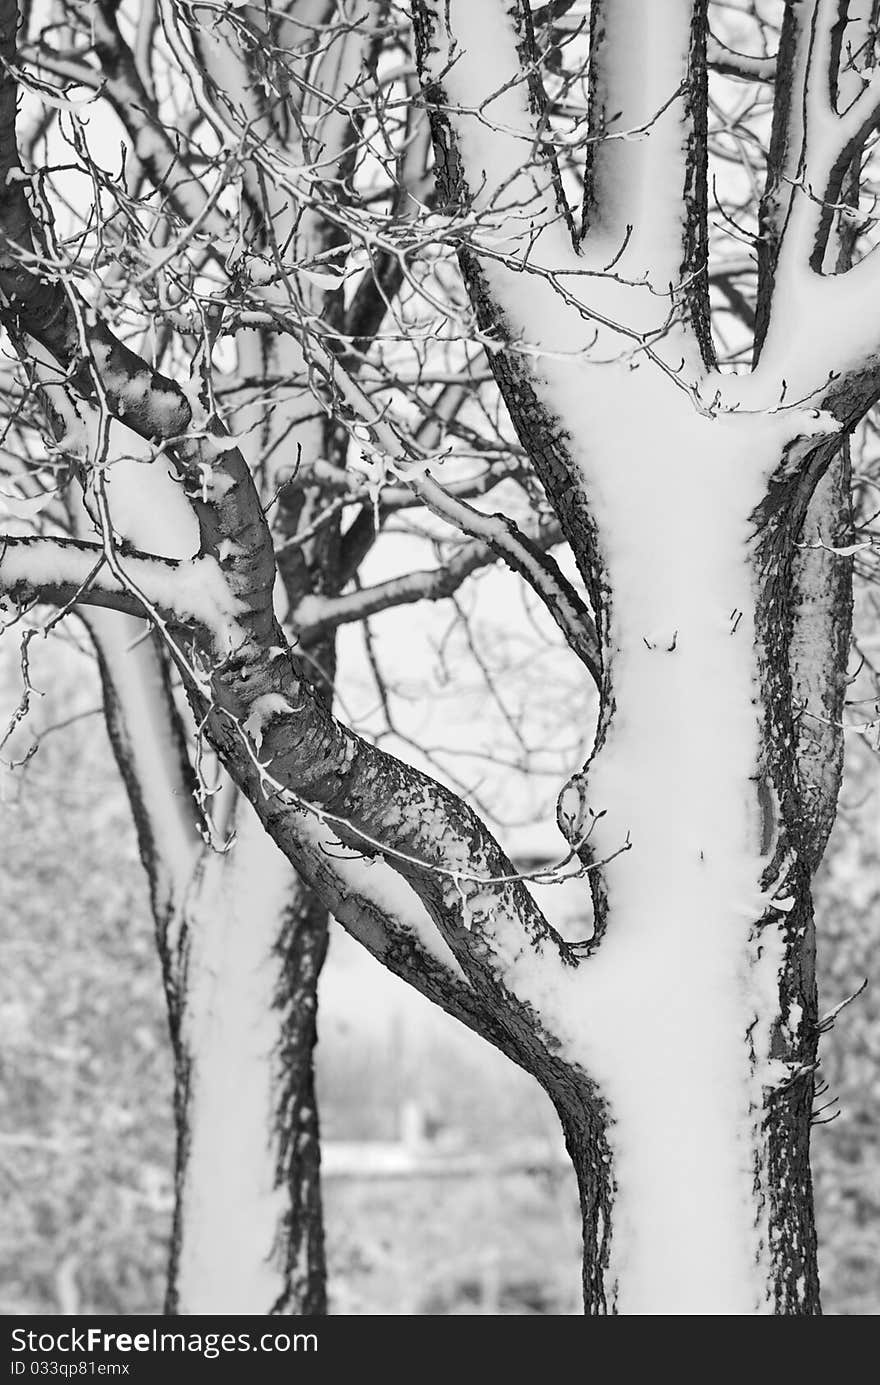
167;806;328;1315
89;614;331;1314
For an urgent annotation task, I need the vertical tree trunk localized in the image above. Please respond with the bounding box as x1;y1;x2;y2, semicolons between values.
167;806;329;1315
531;408;847;1314
90;614;332;1314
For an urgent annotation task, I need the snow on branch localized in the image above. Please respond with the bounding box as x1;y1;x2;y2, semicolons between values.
292;507;598;681
268;808;482;1016
706;34;777;84
0;534;241;643
247;802;583;1072
178;0;374;245
775;0;878;270
0;145;275;652
292;540;502;639
310;341;600;680
751;0;880;412
20;3;219;235
413;0;575;259
583;0;711;332
168;656;578;1023
415;474;600;680
0;0;589;1034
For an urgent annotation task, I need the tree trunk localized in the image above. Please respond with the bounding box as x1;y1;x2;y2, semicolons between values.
532;410;844;1314
90;612;332;1315
167;805;328;1315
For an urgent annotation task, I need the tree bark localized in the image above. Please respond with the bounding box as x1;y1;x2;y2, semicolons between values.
88;612;332;1314
2;0;868;1317
167;806;328;1315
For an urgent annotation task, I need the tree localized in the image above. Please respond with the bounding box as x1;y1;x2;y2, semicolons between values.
2;0;879;1314
1;0;564;1315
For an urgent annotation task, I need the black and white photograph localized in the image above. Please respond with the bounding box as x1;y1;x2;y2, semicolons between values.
1;0;878;1328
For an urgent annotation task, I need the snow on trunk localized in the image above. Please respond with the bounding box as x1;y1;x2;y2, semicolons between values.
497;369;829;1313
567;392;791;1314
85;610;200;927
414;0;834;1311
169;802;327;1315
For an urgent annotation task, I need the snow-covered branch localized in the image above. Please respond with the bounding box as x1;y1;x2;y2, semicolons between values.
774;0;875;273
409;0;717;611
706;34;777;84
415;474;599;679
0;195;275;655
0;3;574;1010
85;611;202;930
292;507;596;675
187;605;574;1003
292;541;501;639
310;342;599;676
34;3;213;227
413;0;576;265
583;0;711;339
267;808;483;1021
0;533;242;639
179;0;373;244
752;1;880;409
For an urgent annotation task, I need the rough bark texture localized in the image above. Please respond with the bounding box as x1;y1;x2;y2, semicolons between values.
165;829;329;1316
89;621;331;1315
272;880;329;1314
750;442;854;1312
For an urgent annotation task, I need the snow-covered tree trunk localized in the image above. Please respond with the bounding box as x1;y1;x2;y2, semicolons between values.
5;0;879;1316
167;807;327;1315
11;0;373;1314
407;0;862;1311
503;396;839;1313
87;612;330;1314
